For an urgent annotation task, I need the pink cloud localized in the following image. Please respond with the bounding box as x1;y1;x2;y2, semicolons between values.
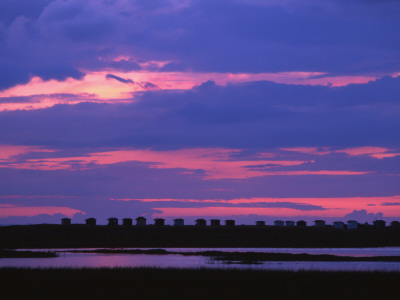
336;147;400;159
0;147;370;179
0;145;55;162
0;204;84;218
370;153;400;159
2;148;312;179
282;146;400;159
257;170;367;176
149;196;400;218
336;147;389;156
281;147;332;155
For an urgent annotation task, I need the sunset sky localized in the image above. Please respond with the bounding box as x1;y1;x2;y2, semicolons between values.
1;0;400;224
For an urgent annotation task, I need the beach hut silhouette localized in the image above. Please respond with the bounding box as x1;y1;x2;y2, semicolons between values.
85;218;96;225
136;217;147;226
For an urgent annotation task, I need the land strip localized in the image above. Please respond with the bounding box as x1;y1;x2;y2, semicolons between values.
2;224;400;248
1;268;400;299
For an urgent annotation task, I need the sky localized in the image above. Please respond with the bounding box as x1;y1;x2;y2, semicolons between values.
1;0;400;225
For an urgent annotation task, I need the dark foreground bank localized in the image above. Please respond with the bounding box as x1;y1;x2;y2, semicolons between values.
0;249;57;258
3;224;400;248
1;268;400;300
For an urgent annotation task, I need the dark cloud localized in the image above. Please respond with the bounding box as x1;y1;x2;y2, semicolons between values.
109;60;141;72
32;64;84;82
0;93;89;104
142;82;157;89
0;0;52;26
381;202;400;206
0;213;70;225
0;60;31;90
105;74;134;84
0;96;33;104
343;209;384;222
121;200;326;211
0;59;83;92
225;202;326;211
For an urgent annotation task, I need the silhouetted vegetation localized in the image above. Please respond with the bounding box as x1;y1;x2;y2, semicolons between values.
2;224;400;248
1;267;400;299
64;248;400;263
0;249;57;258
209;252;400;263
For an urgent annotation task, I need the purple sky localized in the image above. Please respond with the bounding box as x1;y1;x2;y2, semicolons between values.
1;0;400;225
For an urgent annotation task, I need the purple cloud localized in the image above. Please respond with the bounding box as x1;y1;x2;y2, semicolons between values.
1;0;400;89
1;1;400;224
1;77;400;149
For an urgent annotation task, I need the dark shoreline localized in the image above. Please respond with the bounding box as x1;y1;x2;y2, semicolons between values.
61;249;400;262
2;224;400;248
1;268;400;299
0;249;57;258
4;247;400;263
5;248;400;263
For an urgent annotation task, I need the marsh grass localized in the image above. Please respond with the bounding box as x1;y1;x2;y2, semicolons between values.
1;267;400;299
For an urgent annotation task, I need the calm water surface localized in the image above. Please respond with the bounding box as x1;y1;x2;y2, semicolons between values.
2;247;400;271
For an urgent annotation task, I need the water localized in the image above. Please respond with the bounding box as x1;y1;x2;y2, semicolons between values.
2;247;400;271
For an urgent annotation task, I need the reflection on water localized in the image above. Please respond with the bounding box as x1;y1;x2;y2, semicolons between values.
2;247;400;271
